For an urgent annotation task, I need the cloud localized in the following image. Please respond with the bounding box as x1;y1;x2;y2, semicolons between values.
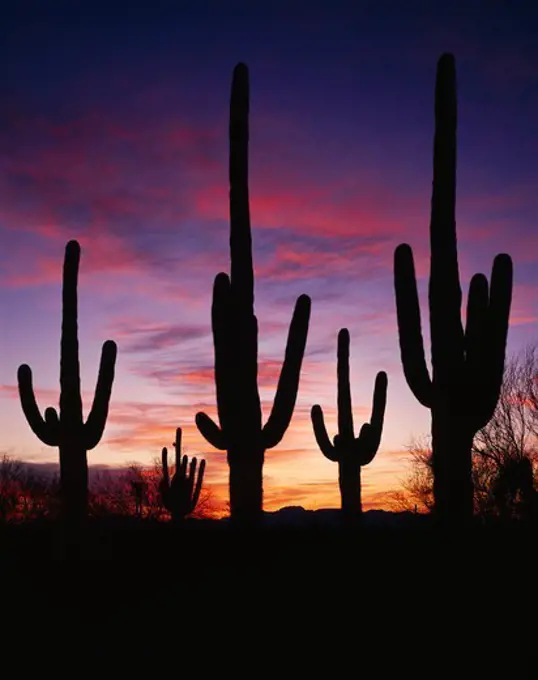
3;89;532;314
113;322;210;354
507;282;538;327
0;97;427;296
0;229;151;288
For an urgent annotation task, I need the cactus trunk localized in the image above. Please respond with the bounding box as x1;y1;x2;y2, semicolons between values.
229;453;264;521
59;444;88;536
338;459;362;519
431;409;474;523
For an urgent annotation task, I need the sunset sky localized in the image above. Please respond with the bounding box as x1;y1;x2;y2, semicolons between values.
1;1;537;515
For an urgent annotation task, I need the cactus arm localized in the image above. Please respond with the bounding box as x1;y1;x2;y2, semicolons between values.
464;273;489;418
179;454;188;479
192;459;206;509
394;244;433;407
195;412;226;450
464;273;489;367
486;253;513;394
370;371;388;429
84;340;117;450
337;328;354;439
356;371;388;465
186;457;197;504
45;407;60;431
262;294;311;449
211;272;234;438
471;254;513;430
173;427;182;469
17;365;59;446
311;405;338;462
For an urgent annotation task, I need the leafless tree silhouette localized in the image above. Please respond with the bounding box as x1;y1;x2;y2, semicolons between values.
392;346;538;519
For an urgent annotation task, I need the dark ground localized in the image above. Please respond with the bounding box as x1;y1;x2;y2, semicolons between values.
1;507;534;562
2;509;535;670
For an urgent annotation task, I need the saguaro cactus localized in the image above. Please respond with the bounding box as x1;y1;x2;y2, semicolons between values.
160;427;206;521
17;240;117;534
311;329;387;520
394;54;513;526
195;63;311;522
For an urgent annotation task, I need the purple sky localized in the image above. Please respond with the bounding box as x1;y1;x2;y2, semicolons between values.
1;1;537;512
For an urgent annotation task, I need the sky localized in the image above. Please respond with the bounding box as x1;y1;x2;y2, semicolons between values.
1;0;538;515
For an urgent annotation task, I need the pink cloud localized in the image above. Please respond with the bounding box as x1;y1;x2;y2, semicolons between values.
193;180;411;239
1;101;418;259
1;229;148;288
508;282;538;327
130;356;324;398
3;97;530;305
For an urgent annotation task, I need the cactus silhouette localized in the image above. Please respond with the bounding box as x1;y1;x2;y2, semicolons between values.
195;63;311;522
160;427;206;521
17;240;117;537
311;329;387;520
393;54;513;526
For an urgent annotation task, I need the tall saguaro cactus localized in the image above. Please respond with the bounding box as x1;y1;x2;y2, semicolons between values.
311;329;387;520
195;63;311;522
394;54;513;526
17;240;117;534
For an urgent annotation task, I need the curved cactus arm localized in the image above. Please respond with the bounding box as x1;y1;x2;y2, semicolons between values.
186;457;197;504
192;458;206;510
45;407;60;431
370;371;388;428
356;423;378;465
472;254;513;430
84;340;117;450
311;405;338;462
356;371;388;465
465;273;489;425
17;365;60;446
486;254;513;393
394;244;433;408
173;427;182;469
211;273;234;432
262;294;311;449
178;454;188;479
195;412;227;450
465;273;489;367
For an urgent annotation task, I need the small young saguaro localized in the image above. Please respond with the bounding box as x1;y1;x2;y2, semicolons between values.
195;63;311;523
311;329;387;521
17;240;117;538
393;54;513;527
160;427;206;521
